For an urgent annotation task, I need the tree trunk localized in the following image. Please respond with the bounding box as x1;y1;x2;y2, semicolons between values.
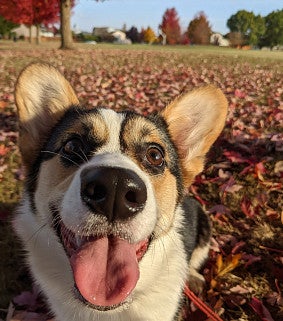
60;0;74;49
28;25;32;43
36;25;40;45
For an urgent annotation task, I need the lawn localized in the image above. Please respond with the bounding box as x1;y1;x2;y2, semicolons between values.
0;40;282;321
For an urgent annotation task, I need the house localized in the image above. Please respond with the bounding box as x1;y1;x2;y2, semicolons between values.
13;24;58;41
13;25;38;40
93;27;131;44
210;33;230;47
112;30;131;44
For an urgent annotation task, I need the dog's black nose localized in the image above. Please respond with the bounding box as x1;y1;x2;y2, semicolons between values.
80;167;147;221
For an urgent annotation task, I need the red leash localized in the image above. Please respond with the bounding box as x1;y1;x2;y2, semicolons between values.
184;284;224;321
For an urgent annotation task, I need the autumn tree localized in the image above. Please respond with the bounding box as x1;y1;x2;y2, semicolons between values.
187;12;211;45
227;32;246;47
143;27;156;44
227;10;265;46
159;7;181;45
0;0;60;44
0;0;32;41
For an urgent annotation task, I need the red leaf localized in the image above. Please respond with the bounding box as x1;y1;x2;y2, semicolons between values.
223;150;252;164
0;100;7;109
249;297;274;321
234;89;246;98
255;162;267;181
184;284;224;321
241;197;255;218
0;144;9;156
209;204;231;215
220;176;243;194
242;253;262;268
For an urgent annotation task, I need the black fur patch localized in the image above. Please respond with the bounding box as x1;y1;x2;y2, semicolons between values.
179;196;211;261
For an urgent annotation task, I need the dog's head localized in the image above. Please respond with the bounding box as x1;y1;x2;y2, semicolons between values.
15;63;227;310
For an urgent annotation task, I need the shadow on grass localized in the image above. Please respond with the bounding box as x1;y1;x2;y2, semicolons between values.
0;202;31;313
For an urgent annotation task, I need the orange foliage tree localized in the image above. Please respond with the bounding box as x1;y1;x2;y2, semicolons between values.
187;12;212;45
143;27;156;44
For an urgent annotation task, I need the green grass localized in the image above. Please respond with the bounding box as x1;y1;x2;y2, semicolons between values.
1;39;283;60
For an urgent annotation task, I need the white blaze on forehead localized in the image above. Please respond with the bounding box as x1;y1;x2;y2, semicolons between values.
98;109;125;153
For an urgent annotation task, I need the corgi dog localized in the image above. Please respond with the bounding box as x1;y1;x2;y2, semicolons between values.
14;63;227;321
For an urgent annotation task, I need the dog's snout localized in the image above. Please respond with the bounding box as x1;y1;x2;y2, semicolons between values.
80;167;147;221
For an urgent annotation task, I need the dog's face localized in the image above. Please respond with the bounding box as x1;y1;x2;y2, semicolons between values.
14;63;227;315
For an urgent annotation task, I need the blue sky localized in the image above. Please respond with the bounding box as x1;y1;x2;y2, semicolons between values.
71;0;282;34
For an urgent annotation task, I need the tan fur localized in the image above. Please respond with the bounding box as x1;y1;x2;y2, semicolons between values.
122;117;165;151
151;170;178;236
85;113;109;145
161;86;228;186
15;63;79;167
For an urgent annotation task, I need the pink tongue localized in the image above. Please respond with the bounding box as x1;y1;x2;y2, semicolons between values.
70;236;139;307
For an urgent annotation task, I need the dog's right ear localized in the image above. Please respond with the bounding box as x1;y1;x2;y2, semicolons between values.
15;63;79;167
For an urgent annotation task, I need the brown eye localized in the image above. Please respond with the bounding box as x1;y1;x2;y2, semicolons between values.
145;146;164;167
62;138;83;155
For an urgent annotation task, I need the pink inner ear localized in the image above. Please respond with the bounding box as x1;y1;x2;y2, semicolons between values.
161;86;228;161
15;63;80;168
161;86;227;187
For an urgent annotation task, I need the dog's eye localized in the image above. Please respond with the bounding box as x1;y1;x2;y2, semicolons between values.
145;146;164;167
62;138;84;156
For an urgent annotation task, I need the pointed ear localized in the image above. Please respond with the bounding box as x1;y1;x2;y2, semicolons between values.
15;63;79;167
161;86;228;186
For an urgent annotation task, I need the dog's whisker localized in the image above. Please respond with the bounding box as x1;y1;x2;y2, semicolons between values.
78;147;89;162
27;223;48;244
41;150;81;167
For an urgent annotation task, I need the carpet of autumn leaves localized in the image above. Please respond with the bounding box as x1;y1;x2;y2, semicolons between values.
0;42;282;321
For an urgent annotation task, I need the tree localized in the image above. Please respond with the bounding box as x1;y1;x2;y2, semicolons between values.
227;10;265;46
0;0;60;44
60;0;74;49
159;7;181;45
180;32;190;45
261;10;283;48
60;0;103;49
227;32;246;47
0;16;18;39
187;12;211;45
0;0;32;41
143;27;156;44
126;26;141;43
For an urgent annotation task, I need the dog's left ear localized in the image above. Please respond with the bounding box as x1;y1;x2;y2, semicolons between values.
15;63;79;167
161;86;228;186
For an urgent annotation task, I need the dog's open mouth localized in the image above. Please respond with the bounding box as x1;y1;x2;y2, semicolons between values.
59;222;149;309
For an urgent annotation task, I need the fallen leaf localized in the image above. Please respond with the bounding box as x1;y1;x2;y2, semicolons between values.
220;176;243;194
0;100;7;108
215;253;242;277
230;285;251;295
249;297;275;321
0;144;9;156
